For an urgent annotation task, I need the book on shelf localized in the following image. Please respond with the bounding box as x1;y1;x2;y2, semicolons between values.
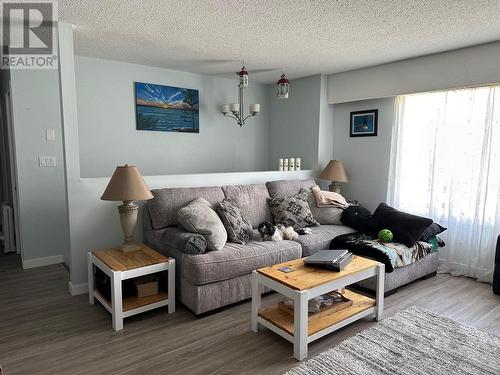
279;291;353;320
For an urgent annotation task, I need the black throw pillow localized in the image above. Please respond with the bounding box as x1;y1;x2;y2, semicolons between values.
373;203;433;247
340;206;377;233
420;222;447;241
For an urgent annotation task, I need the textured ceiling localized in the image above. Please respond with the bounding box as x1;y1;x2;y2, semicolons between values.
59;0;500;83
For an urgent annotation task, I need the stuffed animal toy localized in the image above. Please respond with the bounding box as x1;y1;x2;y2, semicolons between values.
258;222;299;241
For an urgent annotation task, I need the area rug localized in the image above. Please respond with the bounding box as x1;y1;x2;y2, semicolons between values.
285;306;500;375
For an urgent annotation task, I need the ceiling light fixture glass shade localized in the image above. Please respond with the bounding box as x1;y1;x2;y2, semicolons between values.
220;64;260;127
277;73;289;99
238;65;249;88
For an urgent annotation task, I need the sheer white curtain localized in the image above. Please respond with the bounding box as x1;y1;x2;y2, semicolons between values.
388;86;500;283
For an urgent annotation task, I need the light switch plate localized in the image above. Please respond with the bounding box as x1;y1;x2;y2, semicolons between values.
45;129;55;141
38;156;56;167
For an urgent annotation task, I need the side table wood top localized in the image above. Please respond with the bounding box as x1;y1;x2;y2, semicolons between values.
92;244;168;271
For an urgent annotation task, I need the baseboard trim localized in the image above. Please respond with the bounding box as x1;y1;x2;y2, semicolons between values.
22;255;64;269
69;281;88;296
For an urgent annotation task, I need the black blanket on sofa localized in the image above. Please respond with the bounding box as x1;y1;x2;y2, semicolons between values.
330;232;433;273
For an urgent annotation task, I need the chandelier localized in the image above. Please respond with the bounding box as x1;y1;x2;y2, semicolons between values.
220;65;260;127
220;65;291;126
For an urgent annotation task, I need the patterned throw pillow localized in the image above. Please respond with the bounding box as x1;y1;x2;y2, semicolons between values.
268;193;320;229
215;199;254;244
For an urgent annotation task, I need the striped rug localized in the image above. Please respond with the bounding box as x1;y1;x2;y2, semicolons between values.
285;306;500;375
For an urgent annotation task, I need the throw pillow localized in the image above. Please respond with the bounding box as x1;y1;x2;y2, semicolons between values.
420;222;447;242
372;203;433;247
162;227;207;255
177;197;227;251
215;198;254;244
268;192;320;229
300;187;343;225
340;205;377;233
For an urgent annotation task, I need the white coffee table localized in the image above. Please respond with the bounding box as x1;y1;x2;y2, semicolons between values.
251;255;384;360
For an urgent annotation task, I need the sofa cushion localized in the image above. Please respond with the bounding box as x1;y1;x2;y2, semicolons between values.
268;192;320;229
183;240;302;285
300;187;343;225
178;197;227;251
340;205;378;233
420;222;447;242
215;198;253;244
294;225;356;256
148;186;225;229
266;179;316;198
222;184;271;228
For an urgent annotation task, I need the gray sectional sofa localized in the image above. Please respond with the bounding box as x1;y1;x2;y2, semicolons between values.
143;179;438;315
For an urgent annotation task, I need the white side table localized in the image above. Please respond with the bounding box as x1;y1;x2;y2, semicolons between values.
87;244;175;331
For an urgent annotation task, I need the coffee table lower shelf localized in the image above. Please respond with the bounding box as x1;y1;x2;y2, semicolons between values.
94;290;170;318
258;290;375;339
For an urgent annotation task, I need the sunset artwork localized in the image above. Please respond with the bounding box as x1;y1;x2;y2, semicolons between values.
135;82;200;133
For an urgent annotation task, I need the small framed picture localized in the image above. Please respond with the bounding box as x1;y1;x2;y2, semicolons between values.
350;109;378;137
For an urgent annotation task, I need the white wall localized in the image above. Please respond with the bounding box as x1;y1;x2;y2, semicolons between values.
333;97;395;211
9;66;70;266
328;41;500;104
75;56;271;177
268;75;323;171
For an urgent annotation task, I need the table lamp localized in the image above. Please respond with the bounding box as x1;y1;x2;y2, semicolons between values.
101;164;154;252
319;160;348;193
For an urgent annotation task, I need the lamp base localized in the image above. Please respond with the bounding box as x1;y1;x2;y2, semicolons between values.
329;182;341;194
118;201;140;253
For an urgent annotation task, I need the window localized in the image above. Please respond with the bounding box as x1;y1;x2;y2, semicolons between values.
388;86;500;281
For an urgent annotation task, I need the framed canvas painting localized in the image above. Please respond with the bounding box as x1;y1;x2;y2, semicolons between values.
350;109;378;137
135;82;199;133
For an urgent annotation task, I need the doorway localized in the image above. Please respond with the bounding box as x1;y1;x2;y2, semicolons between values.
0;68;22;269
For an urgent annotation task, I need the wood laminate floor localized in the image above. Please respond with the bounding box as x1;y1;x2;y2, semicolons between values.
0;259;499;375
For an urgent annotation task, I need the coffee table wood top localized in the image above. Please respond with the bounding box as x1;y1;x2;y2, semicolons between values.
257;255;381;291
92;244;169;271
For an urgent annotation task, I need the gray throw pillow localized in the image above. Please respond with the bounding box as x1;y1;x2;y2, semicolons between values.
177;197;227;251
300;187;343;225
215;198;253;244
162;227;207;255
268;192;320;229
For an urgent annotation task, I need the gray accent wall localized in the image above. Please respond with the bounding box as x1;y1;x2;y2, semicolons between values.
333;97;395;211
268;75;322;171
75;56;271;177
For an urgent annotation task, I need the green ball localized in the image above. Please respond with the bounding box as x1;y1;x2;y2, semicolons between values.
378;229;393;243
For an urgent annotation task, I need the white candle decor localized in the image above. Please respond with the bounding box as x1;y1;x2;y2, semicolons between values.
295;157;301;171
284;158;289;171
289;158;295;171
279;159;284;171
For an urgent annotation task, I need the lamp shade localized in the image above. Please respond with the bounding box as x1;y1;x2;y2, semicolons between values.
319;160;349;182
101;164;153;202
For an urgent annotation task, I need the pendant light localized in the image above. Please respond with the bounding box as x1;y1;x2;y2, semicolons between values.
277;72;289;99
